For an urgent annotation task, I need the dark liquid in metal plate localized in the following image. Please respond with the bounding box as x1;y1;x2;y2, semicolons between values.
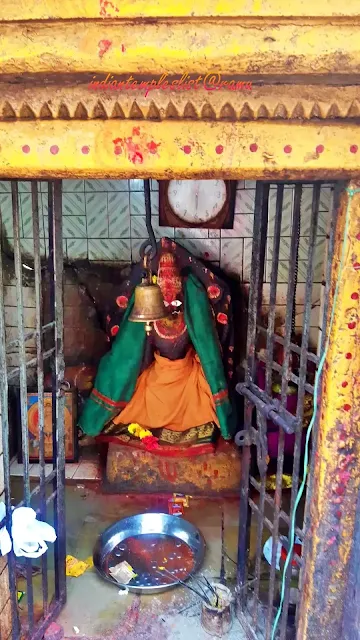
106;533;195;587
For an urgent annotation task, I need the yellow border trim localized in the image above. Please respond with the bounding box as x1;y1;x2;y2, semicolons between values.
1;120;360;180
0;0;360;20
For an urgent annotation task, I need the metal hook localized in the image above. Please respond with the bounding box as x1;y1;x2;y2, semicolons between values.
139;179;157;261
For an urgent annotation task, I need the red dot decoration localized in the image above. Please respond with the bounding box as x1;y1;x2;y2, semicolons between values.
215;145;224;154
183;145;191;154
345;352;352;359
81;146;90;155
348;321;356;329
316;145;324;154
249;143;258;153
22;145;30;154
114;146;121;156
351;292;359;300
341;381;348;388
356;233;360;241
353;262;360;270
284;145;292;154
336;485;345;496
343;404;351;412
350;145;358;154
50;145;59;155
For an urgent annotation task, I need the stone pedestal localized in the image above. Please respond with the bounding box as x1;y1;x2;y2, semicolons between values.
105;439;242;496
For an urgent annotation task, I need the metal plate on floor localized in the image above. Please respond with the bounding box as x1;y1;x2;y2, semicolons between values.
93;512;205;594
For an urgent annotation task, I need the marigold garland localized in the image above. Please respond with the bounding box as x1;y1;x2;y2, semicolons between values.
127;423;159;450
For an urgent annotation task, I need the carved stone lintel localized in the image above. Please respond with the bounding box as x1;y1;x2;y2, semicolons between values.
0;84;360;123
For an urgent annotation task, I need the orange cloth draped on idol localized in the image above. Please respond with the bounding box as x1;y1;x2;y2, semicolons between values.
98;238;236;456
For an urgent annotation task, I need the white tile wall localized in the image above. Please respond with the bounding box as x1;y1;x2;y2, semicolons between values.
0;179;333;339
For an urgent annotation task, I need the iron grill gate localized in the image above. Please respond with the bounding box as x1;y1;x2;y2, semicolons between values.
236;181;340;640
0;181;66;640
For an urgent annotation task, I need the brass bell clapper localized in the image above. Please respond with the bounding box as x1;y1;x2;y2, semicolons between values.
129;179;167;334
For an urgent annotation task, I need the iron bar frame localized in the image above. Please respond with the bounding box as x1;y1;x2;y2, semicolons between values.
236;181;339;640
0;180;66;640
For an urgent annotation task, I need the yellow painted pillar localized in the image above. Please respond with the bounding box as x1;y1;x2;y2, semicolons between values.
298;182;360;639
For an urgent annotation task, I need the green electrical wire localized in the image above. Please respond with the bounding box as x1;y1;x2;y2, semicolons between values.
271;186;358;640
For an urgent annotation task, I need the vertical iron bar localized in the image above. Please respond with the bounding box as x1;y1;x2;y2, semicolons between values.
265;185;286;640
252;415;267;633
32;181;49;615
12;180;35;633
280;184;302;406
237;182;268;606
320;184;343;354
251;185;270;629
279;183;321;640
296;184;320;413
0;185;20;639
276;184;302;640
48;180;66;605
265;185;284;396
248;183;270;383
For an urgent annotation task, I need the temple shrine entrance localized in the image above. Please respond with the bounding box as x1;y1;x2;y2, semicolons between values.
0;177;341;640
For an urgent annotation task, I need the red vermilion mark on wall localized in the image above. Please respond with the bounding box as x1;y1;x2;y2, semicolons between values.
113;137;143;164
112;127;161;165
158;460;177;482
147;140;161;154
99;0;119;17
98;40;112;58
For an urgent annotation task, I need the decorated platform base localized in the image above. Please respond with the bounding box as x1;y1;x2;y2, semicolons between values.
104;439;241;496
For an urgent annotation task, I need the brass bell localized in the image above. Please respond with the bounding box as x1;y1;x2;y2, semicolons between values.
129;277;167;334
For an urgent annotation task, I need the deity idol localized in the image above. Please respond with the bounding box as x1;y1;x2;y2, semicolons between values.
79;238;236;455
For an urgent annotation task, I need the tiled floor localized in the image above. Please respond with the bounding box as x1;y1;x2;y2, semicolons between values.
9;450;101;481
12;483;246;639
10;455;300;638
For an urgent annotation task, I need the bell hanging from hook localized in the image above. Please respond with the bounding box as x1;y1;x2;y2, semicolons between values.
129;275;167;334
129;179;167;334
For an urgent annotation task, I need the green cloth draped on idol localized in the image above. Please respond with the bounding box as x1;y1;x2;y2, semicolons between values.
79;238;236;456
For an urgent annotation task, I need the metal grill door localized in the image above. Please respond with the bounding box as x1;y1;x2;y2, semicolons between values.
0;181;66;640
235;181;339;640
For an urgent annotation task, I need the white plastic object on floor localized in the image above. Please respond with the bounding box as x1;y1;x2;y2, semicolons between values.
0;503;12;557
263;535;302;571
263;536;282;570
12;507;57;559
